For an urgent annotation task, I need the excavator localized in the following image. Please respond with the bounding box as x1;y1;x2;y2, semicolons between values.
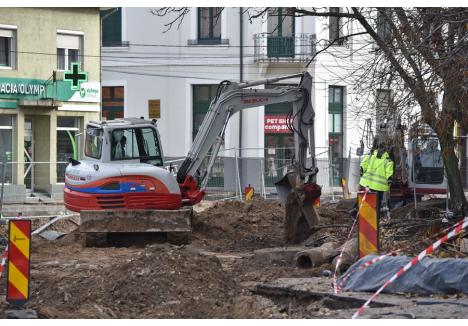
64;72;321;246
358;117;447;209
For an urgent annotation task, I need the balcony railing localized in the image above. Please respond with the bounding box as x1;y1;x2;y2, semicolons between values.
254;33;317;63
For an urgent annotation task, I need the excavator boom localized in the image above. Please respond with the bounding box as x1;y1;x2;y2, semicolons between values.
177;71;321;242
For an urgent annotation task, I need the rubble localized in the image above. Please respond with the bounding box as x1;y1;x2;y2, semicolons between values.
0;197;466;318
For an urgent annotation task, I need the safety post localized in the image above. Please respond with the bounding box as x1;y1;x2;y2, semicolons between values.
313;197;320;207
357;191;379;258
6;218;32;306
244;184;254;201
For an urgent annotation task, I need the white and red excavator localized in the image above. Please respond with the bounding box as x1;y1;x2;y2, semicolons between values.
357;117;447;209
64;72;321;245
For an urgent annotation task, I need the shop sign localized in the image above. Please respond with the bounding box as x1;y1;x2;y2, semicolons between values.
0;77;100;104
148;99;161;119
264;115;292;134
0;79;45;98
68;82;100;103
64;63;87;91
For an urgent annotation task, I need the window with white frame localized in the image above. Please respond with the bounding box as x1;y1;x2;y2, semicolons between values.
0;27;16;68
198;8;222;44
376;89;391;127
377;9;392;41
329;8;343;46
57;32;83;70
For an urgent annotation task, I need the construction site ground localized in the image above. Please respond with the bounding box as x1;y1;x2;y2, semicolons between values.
1;197;468;319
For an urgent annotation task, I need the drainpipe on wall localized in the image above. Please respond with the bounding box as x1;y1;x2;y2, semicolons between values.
239;7;244;186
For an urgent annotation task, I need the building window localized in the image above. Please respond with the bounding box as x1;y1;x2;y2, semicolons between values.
192;84;223;186
193;84;218;141
57;32;83;70
376;89;391;128
57;117;80;183
377;9;392;41
267;8;295;58
101;8;123;47
198;8;222;44
329;7;343;46
329;86;344;186
0;115;13;183
0;28;16;69
102;86;124;120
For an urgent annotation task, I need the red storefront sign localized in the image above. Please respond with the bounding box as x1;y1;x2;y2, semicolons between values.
264;115;292;134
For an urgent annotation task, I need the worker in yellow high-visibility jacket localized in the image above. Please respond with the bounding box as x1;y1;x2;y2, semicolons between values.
359;141;394;210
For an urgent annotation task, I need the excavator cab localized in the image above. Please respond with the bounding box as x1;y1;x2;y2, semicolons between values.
83;120;164;166
408;137;447;194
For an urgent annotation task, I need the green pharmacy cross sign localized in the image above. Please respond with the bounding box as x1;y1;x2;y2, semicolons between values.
64;63;87;91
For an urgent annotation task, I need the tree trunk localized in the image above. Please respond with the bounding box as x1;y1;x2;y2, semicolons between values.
438;135;467;215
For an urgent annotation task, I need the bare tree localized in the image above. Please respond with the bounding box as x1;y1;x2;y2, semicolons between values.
153;7;467;213
346;7;468;213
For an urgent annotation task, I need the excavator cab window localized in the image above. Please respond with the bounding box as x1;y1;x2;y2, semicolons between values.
111;127;163;166
412;138;444;184
85;127;103;159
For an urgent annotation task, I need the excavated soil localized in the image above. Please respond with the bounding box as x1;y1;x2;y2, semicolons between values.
0;198;322;318
192;198;286;252
29;243;237;318
0;197;465;318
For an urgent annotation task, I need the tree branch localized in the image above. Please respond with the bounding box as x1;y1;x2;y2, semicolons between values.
305;31;369;68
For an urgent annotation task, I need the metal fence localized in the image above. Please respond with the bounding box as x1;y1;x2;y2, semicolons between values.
2;141;467;207
164;146;360;202
253;33;317;62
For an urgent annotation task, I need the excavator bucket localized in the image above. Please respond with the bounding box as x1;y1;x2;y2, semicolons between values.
79;208;192;247
275;172;321;244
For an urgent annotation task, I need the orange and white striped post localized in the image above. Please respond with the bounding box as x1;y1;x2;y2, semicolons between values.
357;191;379;258
6;219;32;306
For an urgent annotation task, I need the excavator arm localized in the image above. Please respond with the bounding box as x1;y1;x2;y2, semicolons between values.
177;72;316;193
177;72;321;243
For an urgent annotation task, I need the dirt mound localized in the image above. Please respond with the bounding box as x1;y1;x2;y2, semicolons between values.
192;198;285;252
30;244;237;318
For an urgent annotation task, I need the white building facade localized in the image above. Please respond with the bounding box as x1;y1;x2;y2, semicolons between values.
101;7;378;192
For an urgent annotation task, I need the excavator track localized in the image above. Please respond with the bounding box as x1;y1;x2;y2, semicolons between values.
79;208;192;247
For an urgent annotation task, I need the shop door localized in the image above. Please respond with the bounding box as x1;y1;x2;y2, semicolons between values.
264;134;294;187
57;117;80;182
24;117;34;192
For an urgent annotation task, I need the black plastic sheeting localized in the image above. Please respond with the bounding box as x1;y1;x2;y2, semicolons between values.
338;255;468;294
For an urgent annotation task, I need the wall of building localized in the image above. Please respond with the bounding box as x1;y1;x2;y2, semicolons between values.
0;8;101;202
0;8;100;81
101;7;377;192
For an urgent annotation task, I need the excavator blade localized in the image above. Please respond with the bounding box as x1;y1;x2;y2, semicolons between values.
275;172;321;244
80;208;192;247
